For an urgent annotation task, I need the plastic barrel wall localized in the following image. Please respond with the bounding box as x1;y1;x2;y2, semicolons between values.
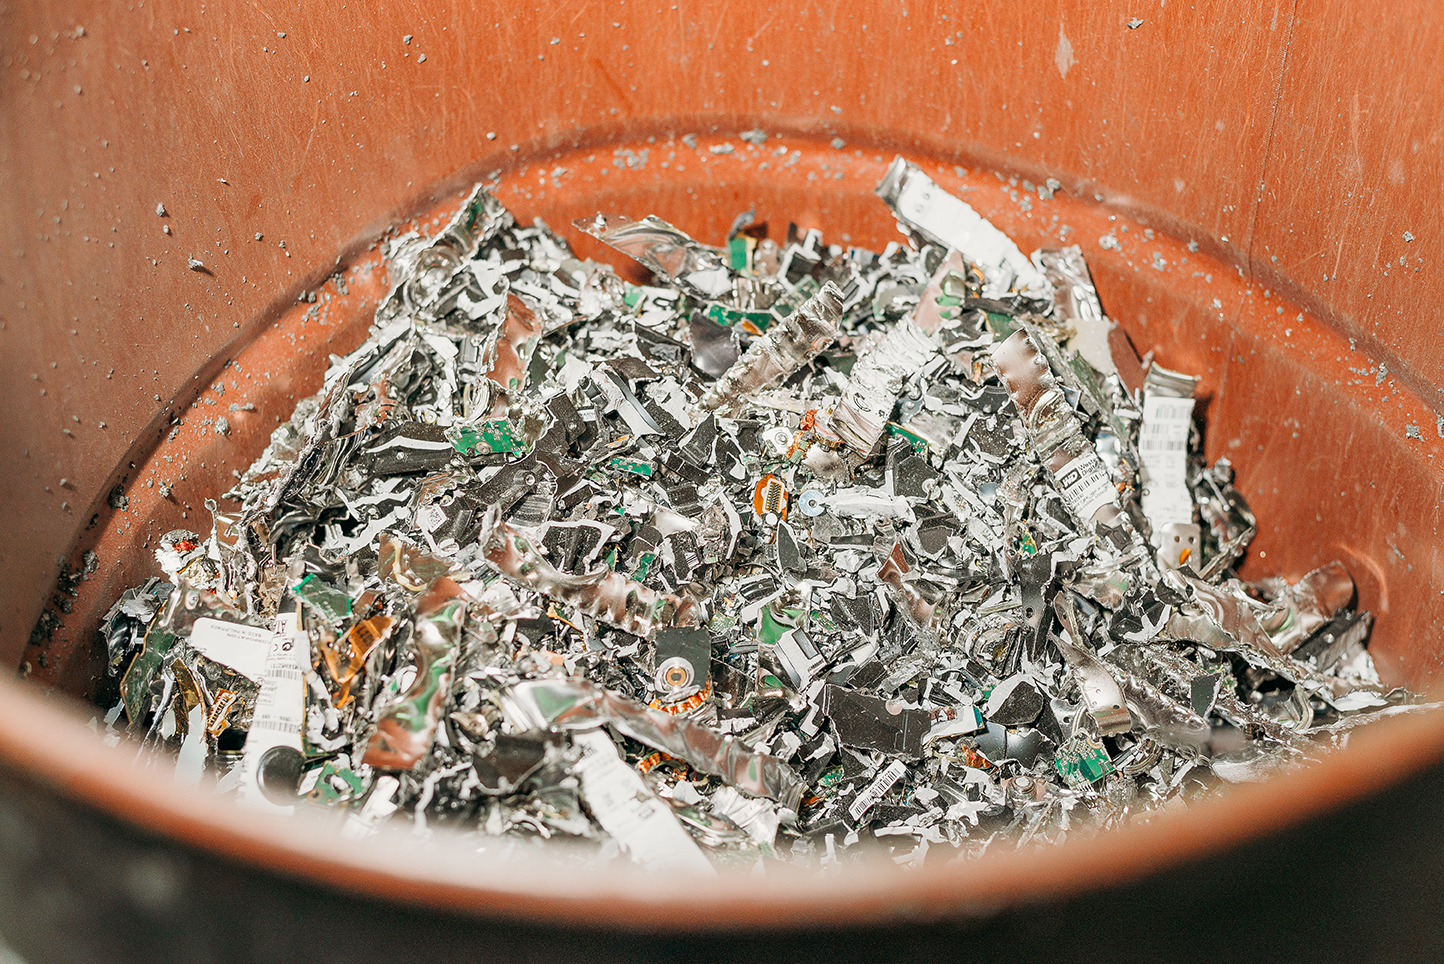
1;2;1443;961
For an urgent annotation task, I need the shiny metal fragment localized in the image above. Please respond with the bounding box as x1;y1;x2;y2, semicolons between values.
479;507;701;638
363;578;466;770
574;212;733;299
1035;245;1114;376
825;318;938;454
480;293;544;414
1252;560;1356;655
992;327;1124;530
875;156;1048;298
379;184;510;324
699;281;843;415
1168;570;1285;659
1052;593;1132;736
503;678;803;809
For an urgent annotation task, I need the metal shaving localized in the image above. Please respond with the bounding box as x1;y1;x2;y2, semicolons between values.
100;163;1428;874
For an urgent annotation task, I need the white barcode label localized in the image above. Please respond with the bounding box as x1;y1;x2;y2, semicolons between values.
1139;393;1196;531
190;618;271;682
1055;450;1118;522
849;759;908;821
237;611;309;813
572;730;714;875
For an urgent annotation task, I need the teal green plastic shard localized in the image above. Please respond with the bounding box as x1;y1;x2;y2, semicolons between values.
983;311;1018;337
884;423;930;457
630;551;656;582
1054;733;1115;790
706;303;775;331
449;418;525;455
757;604;802;648
728;235;751;270
608;456;654;478
622;286;644;310
307;760;367;806
293;573;352;625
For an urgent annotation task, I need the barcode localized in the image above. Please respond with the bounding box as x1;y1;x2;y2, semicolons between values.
251;714;301;733
1145;402;1194;421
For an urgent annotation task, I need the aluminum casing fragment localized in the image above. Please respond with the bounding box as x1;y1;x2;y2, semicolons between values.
992;327;1125;530
363;578;467;770
875;155;1048;298
700;281;843;415
503;679;804;810
825;318;938;455
574;212;733;299
1053;593;1132;736
479;507;701;638
1035;245;1115;377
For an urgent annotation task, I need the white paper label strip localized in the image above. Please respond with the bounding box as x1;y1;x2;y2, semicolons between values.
572;729;714;875
1055;450;1118;523
1139;394;1196;532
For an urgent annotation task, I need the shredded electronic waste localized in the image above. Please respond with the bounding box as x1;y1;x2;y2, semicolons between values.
98;158;1429;873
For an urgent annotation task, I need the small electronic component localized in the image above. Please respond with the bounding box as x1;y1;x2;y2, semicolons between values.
752;473;788;525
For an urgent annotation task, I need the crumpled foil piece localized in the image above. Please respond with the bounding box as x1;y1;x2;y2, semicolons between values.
700;281;842;415
479;507;701;638
503;678;804;810
574;212;733;300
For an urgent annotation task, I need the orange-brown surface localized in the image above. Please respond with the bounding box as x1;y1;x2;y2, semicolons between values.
1;0;1442;928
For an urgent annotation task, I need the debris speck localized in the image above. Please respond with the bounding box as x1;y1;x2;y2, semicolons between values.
156;202;167;217
187;256;206;272
1127;17;1144;28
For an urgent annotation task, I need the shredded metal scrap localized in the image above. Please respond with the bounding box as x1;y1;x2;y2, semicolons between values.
101;164;1426;874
